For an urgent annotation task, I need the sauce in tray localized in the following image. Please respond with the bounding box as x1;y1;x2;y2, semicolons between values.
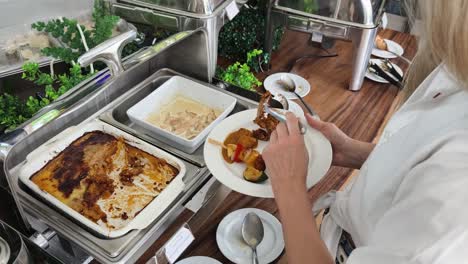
147;95;222;140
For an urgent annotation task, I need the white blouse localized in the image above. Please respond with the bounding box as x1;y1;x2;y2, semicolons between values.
316;64;468;263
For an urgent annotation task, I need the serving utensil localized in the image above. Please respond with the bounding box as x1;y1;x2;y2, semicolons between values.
276;75;317;116
381;59;403;81
376;41;412;64
368;62;403;89
241;212;264;264
271;93;289;111
263;105;307;134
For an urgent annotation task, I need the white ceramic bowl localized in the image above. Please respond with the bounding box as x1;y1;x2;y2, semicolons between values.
127;76;237;153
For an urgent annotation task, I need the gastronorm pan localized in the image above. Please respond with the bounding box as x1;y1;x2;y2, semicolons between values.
18;120;186;238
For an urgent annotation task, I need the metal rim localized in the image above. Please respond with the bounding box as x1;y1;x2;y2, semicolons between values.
0;236;11;264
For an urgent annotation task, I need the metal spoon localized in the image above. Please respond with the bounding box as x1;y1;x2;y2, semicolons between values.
276;74;317;116
241;212;264;264
376;40;412;64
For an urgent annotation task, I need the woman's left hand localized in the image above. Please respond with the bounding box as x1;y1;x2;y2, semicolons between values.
262;112;309;194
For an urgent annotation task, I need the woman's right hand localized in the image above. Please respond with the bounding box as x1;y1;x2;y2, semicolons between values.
305;114;375;169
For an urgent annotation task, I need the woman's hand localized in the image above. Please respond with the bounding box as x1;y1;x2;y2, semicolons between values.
262;113;335;264
262;112;309;194
305;113;375;169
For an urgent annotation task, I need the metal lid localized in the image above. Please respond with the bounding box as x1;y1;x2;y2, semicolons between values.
0;237;11;264
118;0;229;16
274;0;386;28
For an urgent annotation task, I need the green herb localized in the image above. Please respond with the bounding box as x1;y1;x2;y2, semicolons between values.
31;0;121;63
218;5;284;62
32;18;90;63
0;62;90;131
0;93;29;131
90;0;120;47
217;50;264;91
246;49;270;73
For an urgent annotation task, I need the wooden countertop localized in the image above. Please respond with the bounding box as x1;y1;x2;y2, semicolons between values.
137;29;417;263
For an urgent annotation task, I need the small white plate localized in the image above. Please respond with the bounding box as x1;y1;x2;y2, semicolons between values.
372;39;404;59
176;256;222;264
216;208;284;264
204;109;332;198
365;58;403;84
287;100;305;118
264;73;311;100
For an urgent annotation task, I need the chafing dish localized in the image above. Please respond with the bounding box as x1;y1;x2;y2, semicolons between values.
108;0;242;81
264;0;386;91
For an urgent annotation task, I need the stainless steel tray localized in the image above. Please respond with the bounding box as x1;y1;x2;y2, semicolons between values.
99;68;258;167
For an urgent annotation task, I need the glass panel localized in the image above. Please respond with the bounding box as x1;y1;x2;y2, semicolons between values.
275;0;385;27
120;0;226;15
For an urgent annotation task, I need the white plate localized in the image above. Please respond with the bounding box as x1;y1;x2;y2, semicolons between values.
18;120;186;238
287;100;305;118
127;76;237;154
372;39;404;59
365;58;403;84
204;109;332;198
176;256;222;264
264;73;311;100
216;208;284;264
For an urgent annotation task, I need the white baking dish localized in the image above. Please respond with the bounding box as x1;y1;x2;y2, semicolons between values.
127;76;237;153
18;120;186;238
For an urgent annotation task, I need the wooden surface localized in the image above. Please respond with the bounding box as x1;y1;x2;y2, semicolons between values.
137;29;417;264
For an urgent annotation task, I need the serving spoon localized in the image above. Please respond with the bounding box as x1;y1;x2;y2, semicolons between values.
276;75;317;116
242;212;264;264
376;39;412;64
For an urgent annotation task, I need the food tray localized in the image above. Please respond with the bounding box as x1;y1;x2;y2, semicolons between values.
127;76;237;153
99;69;258;167
18;120;187;238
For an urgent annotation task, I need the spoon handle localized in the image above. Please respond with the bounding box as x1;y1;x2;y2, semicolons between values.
294;92;317;116
253;248;259;264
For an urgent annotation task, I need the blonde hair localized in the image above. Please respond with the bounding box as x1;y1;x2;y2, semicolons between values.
404;0;468;97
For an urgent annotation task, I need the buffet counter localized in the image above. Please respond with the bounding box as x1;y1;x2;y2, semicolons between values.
136;28;417;263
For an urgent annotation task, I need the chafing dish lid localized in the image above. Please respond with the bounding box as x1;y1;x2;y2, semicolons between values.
118;0;229;15
275;0;385;28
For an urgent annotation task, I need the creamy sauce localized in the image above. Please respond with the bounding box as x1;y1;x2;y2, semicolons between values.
147;95;222;140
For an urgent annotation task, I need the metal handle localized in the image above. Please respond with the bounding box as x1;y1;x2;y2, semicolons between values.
253;248;259;264
387;50;412;64
294;91;317;116
77;30;137;76
0;128;28;161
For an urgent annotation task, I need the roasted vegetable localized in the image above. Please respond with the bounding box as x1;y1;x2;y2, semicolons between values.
243;167;268;183
232;143;244;162
222;128;258;163
243;149;260;166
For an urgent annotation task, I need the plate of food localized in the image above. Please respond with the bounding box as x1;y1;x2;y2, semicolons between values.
263;72;311;100
372;35;404;59
204;93;332;198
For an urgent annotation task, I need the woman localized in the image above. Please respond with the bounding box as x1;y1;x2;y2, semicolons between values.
263;1;468;263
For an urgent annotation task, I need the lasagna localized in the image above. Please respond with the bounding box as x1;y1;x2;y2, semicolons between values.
30;131;179;231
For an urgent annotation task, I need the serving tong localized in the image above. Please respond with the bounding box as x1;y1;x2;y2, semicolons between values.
263;104;307;135
381;59;403;82
368;61;403;89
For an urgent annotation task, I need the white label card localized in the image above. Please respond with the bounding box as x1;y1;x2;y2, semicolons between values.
165;226;195;264
311;32;324;43
226;0;240;20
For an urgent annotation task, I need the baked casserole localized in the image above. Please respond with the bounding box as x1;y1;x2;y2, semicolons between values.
30;131;179;231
